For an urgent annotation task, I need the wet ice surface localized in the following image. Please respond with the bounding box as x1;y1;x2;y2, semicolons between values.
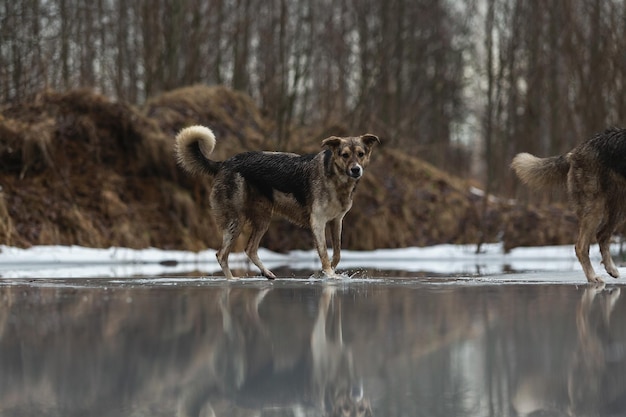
1;245;626;416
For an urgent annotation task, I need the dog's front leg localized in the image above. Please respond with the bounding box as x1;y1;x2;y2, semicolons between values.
329;217;343;269
311;216;335;277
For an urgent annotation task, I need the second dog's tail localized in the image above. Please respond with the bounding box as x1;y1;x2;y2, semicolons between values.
175;125;221;176
511;152;570;189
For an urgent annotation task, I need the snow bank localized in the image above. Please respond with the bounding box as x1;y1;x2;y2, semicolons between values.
0;242;617;279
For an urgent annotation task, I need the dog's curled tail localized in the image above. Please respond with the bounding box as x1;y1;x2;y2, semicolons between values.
511;152;570;189
175;125;221;176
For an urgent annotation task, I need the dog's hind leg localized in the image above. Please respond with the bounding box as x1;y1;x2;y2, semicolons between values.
217;220;243;279
597;213;620;279
575;213;604;283
245;217;276;279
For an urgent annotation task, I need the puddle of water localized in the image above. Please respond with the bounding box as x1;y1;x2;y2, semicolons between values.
0;275;625;416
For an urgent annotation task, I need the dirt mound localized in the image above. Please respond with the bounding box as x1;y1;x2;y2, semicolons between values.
0;86;577;254
144;84;272;157
338;148;577;250
0;89;210;249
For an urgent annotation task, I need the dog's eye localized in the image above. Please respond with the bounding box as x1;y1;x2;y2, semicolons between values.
341;152;350;159
357;151;365;158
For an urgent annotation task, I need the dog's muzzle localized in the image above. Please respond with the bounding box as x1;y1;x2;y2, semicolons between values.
349;165;363;179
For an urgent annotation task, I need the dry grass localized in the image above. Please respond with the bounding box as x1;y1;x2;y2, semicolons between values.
0;188;14;245
145;84;272;155
0;86;577;252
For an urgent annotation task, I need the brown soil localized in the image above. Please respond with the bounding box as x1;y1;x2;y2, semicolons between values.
0;85;578;253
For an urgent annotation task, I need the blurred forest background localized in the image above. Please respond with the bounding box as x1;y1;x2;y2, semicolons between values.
1;0;625;251
3;0;626;197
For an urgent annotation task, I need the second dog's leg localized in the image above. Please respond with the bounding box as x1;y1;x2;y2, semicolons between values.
575;215;603;283
599;240;618;278
597;216;620;278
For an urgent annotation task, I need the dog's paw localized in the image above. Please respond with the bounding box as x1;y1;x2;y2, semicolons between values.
602;260;620;278
587;275;605;284
262;270;276;280
607;266;620;279
257;267;276;279
588;281;606;292
321;269;346;279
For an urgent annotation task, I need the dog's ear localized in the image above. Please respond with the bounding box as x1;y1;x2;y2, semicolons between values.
322;136;343;149
361;134;380;148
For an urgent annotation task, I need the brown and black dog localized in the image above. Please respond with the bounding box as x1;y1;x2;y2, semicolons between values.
175;126;380;279
512;127;626;283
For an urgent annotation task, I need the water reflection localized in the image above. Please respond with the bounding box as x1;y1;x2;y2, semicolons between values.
0;279;625;416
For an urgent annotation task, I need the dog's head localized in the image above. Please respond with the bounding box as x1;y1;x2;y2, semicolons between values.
322;134;380;180
330;385;373;417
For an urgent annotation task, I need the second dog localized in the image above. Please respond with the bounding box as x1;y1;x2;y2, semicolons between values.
511;127;626;283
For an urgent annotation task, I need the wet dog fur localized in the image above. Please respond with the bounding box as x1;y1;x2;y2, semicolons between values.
175;125;379;279
511;127;626;283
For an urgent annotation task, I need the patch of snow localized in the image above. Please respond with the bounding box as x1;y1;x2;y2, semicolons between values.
0;242;619;280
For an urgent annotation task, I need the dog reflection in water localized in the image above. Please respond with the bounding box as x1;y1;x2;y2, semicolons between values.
567;285;622;415
312;287;372;417
177;286;372;417
512;286;622;416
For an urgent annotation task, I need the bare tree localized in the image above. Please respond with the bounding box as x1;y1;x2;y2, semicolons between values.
4;0;626;197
